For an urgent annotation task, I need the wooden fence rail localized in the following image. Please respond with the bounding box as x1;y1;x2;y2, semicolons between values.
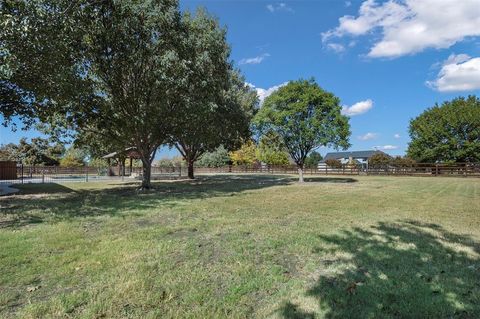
1;162;479;184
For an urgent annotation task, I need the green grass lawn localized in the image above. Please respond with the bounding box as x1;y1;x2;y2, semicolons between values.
1;174;479;318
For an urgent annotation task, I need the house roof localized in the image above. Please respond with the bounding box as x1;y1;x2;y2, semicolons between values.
323;150;387;161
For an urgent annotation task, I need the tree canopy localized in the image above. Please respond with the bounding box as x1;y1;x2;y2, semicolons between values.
254;79;350;182
0;137;64;165
1;0;249;187
407;96;480;163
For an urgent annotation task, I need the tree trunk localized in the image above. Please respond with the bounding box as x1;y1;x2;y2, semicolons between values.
187;160;194;179
297;164;304;183
141;159;152;189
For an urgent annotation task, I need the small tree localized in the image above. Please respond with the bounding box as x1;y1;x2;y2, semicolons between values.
305;151;323;167
197;146;231;168
89;158;109;168
254;79;350;182
325;158;342;168
155;157;185;168
60;147;86;167
256;131;290;165
369;153;392;168
229;140;257;165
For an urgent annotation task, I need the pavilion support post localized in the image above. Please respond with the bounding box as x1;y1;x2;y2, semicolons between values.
130;158;133;176
107;158;112;176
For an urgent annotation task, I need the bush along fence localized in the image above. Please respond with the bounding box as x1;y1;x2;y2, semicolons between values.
1;162;479;184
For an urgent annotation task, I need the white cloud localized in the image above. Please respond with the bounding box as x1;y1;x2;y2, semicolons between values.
374;145;398;150
246;82;289;104
442;53;472;66
342;99;373;116
266;3;294;13
322;0;480;58
426;54;480;92
358;132;378;141
327;43;346;53
394;133;401;139
239;53;270;65
345;1;352;7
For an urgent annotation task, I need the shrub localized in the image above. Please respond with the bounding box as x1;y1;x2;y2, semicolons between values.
392;156;416;167
305;151;323;167
197;146;230;167
325;158;342;168
369;153;391;167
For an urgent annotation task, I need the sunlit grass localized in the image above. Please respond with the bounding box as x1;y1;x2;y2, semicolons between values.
1;175;479;318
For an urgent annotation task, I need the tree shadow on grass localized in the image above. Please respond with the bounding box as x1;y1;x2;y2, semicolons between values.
303;177;356;183
8;183;75;195
0;175;357;229
281;220;480;318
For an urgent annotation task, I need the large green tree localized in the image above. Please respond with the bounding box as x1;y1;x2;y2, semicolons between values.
1;0;197;189
2;0;252;187
254;79;350;182
407;96;480;163
168;10;257;179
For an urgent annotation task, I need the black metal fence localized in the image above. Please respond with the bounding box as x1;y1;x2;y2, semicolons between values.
1;165;183;184
1;162;479;185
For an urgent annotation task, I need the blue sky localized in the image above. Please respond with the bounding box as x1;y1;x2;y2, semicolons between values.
2;0;480;158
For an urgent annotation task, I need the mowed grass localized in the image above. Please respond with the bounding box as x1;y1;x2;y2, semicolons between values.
0;174;479;318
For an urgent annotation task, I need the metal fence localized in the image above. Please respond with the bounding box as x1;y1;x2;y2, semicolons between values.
1;162;479;185
1;165;183;184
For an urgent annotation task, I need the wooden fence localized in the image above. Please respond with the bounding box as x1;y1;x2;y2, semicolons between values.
0;161;17;180
196;163;480;177
1;162;479;184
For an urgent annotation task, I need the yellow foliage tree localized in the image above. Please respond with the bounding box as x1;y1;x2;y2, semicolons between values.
229;140;257;165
